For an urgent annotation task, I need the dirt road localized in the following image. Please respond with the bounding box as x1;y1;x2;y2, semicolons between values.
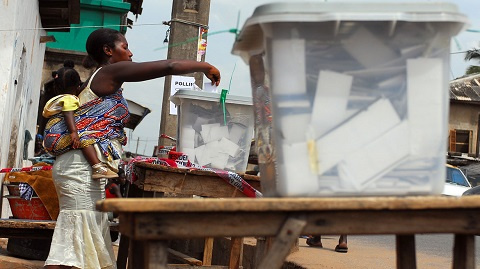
287;236;467;269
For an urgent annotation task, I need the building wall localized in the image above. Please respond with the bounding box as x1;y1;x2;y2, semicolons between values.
0;0;47;217
46;0;131;52
449;102;480;155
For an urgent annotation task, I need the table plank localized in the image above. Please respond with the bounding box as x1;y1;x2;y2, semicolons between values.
97;196;480;213
134;162;260;181
0;219;56;229
0;218;118;239
116;209;480;240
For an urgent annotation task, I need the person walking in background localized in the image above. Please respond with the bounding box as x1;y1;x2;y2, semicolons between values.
307;234;348;253
44;28;221;269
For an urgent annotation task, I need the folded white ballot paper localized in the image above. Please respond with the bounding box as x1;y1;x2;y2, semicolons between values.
407;58;443;156
338;120;410;189
311;70;353;137
271;39;306;95
278;142;319;195
316;98;401;175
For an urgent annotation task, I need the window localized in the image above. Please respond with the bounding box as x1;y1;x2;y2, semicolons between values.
446;167;470;187
449;129;471;154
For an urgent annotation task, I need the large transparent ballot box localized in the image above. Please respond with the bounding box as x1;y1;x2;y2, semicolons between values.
232;2;468;196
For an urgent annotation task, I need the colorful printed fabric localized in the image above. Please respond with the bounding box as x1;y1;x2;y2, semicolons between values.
125;156;263;198
19;183;34;201
43;89;129;160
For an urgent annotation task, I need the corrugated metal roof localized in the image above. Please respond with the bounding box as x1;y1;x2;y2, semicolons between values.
450;73;480;102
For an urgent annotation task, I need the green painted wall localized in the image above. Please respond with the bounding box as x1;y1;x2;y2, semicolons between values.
47;0;131;52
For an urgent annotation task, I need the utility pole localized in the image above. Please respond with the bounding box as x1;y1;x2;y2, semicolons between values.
159;0;211;147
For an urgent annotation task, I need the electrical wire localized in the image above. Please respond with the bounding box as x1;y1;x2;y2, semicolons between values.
0;23;167;32
154;28;237;51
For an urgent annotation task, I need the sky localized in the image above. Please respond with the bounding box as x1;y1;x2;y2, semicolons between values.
121;0;480;155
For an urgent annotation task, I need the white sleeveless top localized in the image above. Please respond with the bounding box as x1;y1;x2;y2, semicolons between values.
78;67;102;106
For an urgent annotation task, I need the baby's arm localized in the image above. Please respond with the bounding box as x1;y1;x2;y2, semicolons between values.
63;111;80;149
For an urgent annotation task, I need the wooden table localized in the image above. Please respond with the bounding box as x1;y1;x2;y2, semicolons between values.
97;196;480;269
116;162;261;269
132;162;261;198
0;219;118;239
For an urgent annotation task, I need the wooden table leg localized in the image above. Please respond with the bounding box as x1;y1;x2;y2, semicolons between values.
129;239;168;269
453;234;475;269
203;237;214;266
117;234;130;269
396;234;416;269
229;237;244;269
257;215;307;269
129;238;144;269
146;240;169;269
254;237;267;268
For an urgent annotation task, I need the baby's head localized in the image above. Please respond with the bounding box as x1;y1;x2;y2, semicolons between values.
52;60;82;95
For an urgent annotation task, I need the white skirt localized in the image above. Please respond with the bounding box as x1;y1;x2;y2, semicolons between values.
44;150;116;269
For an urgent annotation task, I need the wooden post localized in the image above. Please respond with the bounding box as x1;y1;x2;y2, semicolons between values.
229;237;244;269
396;235;417;269
159;0;211;147
254;237;267;268
453;234;475;269
146;241;169;269
257;215;307;269
203;237;214;265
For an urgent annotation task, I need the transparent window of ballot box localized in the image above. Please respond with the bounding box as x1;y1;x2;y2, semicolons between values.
171;90;254;172
232;2;469;197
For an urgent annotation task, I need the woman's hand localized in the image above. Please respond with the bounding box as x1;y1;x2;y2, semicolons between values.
205;65;221;86
70;132;80;149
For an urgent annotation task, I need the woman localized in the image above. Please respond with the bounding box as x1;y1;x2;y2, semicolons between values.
44;28;221;269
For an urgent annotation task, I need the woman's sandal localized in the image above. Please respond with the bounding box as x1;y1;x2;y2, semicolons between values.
334;242;348;253
306;237;323;248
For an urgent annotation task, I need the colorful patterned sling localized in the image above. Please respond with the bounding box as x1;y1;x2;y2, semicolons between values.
43;88;130;161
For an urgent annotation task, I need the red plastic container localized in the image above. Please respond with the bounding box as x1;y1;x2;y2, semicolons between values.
6;196;51;220
5;184;20;196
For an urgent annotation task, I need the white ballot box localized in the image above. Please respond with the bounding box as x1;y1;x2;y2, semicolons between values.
171;90;254;172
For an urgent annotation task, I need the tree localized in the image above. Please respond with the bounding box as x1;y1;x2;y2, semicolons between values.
464;48;480;75
466;65;480;75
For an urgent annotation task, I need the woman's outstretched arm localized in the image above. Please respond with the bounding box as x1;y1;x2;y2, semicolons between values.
91;60;220;96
